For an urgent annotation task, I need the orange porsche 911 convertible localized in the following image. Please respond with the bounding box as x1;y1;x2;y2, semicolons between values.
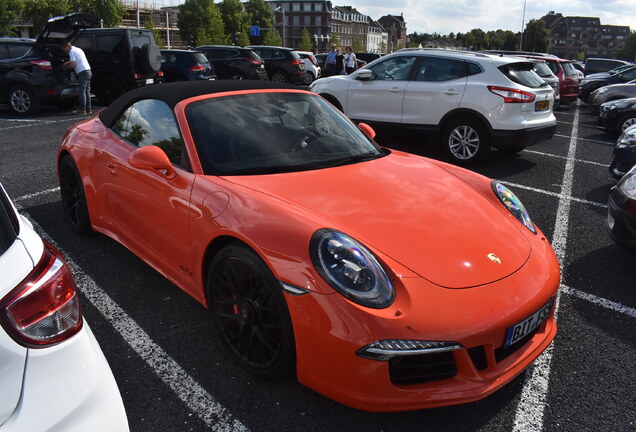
57;81;560;412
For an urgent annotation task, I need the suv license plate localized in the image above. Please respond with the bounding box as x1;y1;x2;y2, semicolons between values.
535;100;549;111
503;298;554;348
146;78;154;84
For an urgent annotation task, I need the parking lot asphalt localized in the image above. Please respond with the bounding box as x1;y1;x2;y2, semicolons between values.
0;101;634;432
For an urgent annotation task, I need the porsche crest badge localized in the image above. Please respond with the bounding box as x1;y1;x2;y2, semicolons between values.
487;253;501;264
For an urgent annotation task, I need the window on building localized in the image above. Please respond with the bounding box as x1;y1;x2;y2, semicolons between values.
292;3;300;11
303;3;311;11
292;15;299;26
315;16;321;26
314;3;322;12
304;16;310;26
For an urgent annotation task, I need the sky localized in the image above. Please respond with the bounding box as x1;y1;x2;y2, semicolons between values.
146;0;635;35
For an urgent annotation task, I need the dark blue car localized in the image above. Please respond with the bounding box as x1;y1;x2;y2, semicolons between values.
160;49;216;82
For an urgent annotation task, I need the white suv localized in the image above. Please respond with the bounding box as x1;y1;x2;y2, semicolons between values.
309;48;556;164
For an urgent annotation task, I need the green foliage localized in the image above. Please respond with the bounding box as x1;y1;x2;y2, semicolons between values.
144;20;165;48
263;28;281;46
245;0;274;45
522;19;550;52
178;0;226;47
615;31;636;62
237;31;250;46
330;34;340;47
378;41;386;53
299;28;313;51
351;36;365;52
0;0;23;36
72;0;124;27
23;0;71;34
219;0;248;37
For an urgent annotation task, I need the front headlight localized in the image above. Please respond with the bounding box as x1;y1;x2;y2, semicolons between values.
617;166;636;199
616;126;636;149
596;87;608;95
310;229;394;309
602;100;631;110
492;182;536;234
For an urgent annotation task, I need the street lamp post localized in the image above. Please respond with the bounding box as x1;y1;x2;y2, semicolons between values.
275;5;286;47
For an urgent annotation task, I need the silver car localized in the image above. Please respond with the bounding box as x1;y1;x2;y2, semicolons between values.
589;80;636;114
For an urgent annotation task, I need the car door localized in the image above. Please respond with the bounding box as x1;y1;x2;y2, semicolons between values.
345;55;418;123
103;99;196;288
402;56;467;126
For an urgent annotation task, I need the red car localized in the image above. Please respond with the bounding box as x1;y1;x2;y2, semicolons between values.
57;81;560;411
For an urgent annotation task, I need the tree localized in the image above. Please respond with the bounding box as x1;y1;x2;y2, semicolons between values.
351;36;365;52
23;0;71;35
299;28;313;51
245;0;274;45
219;0;249;45
378;40;386;53
615;31;636;62
144;20;164;48
178;0;226;47
522;19;550;52
263;28;281;46
330;34;340;47
72;0;124;27
0;0;23;36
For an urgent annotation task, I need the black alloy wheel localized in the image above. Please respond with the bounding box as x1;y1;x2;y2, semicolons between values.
8;85;39;115
208;244;295;379
270;70;288;83
59;156;92;234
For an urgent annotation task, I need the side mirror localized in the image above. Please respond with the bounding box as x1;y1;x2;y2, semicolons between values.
358;122;376;140
128;145;175;178
355;69;373;80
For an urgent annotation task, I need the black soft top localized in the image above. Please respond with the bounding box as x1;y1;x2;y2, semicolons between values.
99;80;300;128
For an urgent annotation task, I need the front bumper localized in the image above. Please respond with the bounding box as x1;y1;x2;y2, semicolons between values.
492;123;556;150
286;236;560;411
0;322;129;431
607;187;636;253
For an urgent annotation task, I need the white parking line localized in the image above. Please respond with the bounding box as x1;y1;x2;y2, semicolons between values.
512;103;580;431
25;216;249;432
555;133;613;146
499;180;607;209
522;149;609;167
561;285;636;319
0;117;79;130
13;187;60;202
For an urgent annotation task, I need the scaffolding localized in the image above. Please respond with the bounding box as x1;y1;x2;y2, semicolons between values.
120;1;183;47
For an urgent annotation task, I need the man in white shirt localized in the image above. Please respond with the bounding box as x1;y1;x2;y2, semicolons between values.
60;41;92;114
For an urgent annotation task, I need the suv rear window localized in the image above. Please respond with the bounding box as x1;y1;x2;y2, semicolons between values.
561;62;577;77
7;43;32;59
499;63;544;88
95;35;123;54
533;62;553;78
131;33;152;49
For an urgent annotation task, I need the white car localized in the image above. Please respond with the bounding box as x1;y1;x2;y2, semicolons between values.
0;183;129;431
310;48;557;164
296;51;321;84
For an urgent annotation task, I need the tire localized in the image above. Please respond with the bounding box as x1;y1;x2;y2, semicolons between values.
94;75;125;105
270;70;288;83
616;113;636;136
8;84;39;116
303;72;315;85
139;43;162;73
207;243;295;380
59;156;92;235
441;117;490;165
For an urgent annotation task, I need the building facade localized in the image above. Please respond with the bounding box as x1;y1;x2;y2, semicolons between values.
541;11;631;59
377;14;408;52
366;18;388;53
331;6;368;49
270;1;333;51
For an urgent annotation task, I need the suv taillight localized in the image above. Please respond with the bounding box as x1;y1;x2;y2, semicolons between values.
0;240;82;348
488;86;536;103
245;58;262;65
189;65;205;72
291;59;302;66
30;60;52;71
308;56;317;65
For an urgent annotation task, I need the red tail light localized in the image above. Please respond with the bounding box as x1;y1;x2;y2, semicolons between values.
189;64;206;72
30;60;52;71
291;59;302;65
488;86;536;103
134;73;141;79
157;71;164;77
0;240;82;348
245;58;262;65
308;56;317;65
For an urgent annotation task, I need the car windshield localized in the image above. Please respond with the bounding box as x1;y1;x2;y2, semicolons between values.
609;65;633;75
561;62;578;77
186;92;385;175
192;52;209;64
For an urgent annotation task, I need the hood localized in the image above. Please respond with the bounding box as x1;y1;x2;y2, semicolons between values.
224;152;532;288
36;13;100;46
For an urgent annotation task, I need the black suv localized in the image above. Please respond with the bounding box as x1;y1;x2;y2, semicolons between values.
195;45;267;80
0;14;98;115
74;28;163;104
246;46;307;84
160;49;216;81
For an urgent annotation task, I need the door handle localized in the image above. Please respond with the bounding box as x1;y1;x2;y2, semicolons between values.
444;89;460;95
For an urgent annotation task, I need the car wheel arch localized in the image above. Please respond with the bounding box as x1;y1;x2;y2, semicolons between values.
439;108;493;134
318;93;344;112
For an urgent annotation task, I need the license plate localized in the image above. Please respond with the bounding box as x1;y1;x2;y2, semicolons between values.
146;78;154;84
535;100;549;111
503;298;554;348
